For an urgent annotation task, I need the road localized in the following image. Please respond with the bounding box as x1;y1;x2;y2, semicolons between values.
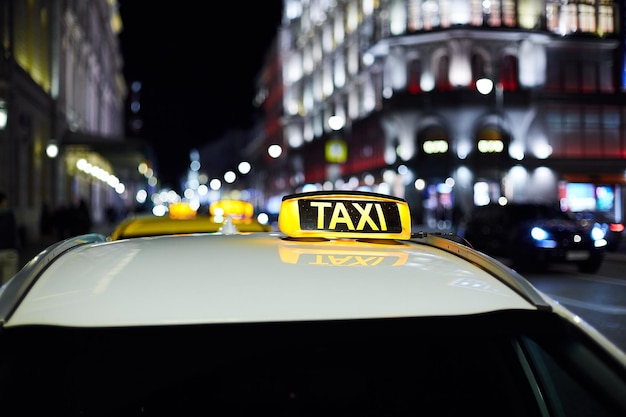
521;250;626;352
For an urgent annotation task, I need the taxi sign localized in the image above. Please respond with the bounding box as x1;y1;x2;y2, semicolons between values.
278;191;411;240
168;202;197;219
209;200;254;218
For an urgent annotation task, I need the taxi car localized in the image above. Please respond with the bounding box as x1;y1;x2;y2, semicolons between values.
1;191;625;415
109;199;272;240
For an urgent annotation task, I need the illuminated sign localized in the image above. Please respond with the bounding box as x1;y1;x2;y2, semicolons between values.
325;139;347;163
209;200;254;218
279;191;412;240
169;202;197;219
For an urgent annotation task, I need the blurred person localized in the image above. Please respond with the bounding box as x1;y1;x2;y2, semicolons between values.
0;191;20;285
105;205;118;225
39;202;54;236
70;198;92;236
54;204;72;240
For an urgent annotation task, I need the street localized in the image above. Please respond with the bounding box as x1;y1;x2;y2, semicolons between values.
523;249;626;352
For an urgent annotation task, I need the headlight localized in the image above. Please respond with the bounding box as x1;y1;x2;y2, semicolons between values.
531;227;557;248
530;227;550;241
591;224;607;241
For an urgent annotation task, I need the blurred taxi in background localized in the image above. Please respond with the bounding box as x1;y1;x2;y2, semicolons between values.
1;191;625;415
109;199;272;240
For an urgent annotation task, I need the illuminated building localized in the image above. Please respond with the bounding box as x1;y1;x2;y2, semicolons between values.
0;1;153;241
262;0;626;227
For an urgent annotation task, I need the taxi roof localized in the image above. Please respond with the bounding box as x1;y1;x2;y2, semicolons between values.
4;232;539;328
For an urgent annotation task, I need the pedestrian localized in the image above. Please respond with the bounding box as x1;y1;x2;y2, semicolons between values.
0;191;20;285
39;202;54;236
70;198;92;236
54;204;72;240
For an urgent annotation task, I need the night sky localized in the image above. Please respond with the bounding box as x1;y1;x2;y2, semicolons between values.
118;1;283;189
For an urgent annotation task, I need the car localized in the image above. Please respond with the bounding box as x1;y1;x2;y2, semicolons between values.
570;210;624;252
459;202;608;273
109;199;272;240
1;191;626;415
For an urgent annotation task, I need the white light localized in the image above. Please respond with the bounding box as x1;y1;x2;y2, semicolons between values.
224;170;236;183
210;178;222;190
257;212;269;225
188;178;199;189
532;143;553;159
362;52;374;66
238;161;251;174
0;101;7;130
152;204;167;217
46;143;59;158
138;162;148;174
423;140;448;154
328;115;345;131
268;144;282;158
531;226;550;241
190;160;201;172
476;78;494;95
478;139;504;153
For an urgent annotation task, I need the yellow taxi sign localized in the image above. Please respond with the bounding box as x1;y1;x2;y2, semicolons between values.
209;200;254;218
278;191;411;240
169;202;197;219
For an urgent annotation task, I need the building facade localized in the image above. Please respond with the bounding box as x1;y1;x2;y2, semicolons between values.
264;0;626;228
0;0;150;242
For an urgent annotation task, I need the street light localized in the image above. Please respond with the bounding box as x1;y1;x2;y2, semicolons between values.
46;140;59;158
475;78;494;95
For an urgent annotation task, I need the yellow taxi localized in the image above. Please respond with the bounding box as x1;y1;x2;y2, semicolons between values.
1;191;625;415
109;199;272;240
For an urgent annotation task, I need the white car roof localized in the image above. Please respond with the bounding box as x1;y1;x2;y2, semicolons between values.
3;231;540;328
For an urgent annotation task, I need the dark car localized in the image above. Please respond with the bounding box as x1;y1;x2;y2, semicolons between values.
571;211;624;252
459;202;607;273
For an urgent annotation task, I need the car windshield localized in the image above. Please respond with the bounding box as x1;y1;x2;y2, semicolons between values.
1;311;625;416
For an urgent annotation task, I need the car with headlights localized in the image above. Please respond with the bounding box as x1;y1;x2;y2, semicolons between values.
1;191;625;415
459;202;607;273
109;199;272;240
570;210;624;252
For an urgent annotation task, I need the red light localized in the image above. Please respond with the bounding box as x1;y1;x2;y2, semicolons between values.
609;223;624;233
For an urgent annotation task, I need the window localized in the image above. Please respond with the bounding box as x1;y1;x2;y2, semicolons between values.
436;55;451;91
408;59;422;94
500;55;519;91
